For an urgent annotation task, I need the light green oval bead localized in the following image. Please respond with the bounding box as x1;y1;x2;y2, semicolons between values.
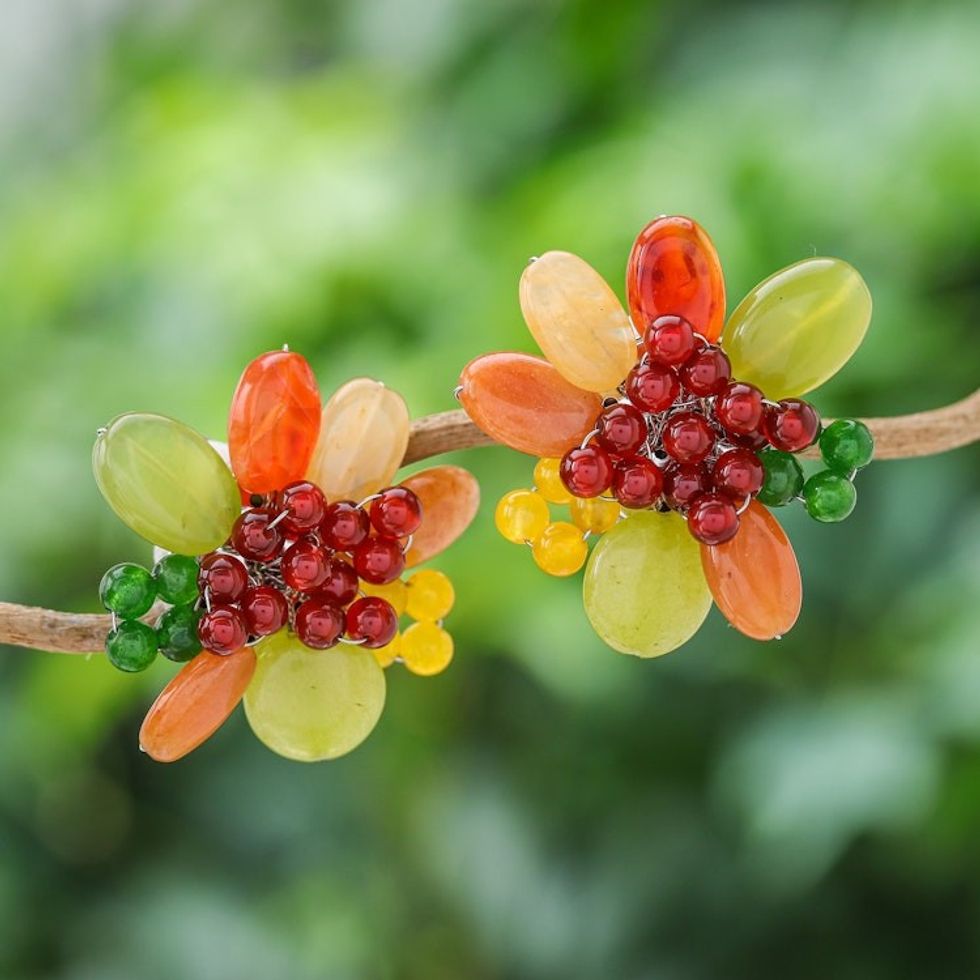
583;511;711;658
94;413;240;555
723;258;872;400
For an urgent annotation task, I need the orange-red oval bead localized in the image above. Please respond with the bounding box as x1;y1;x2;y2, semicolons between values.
401;465;480;567
626;215;726;341
228;350;322;496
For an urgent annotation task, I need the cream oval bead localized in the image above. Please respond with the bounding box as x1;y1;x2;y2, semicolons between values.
520;251;637;392
243;630;386;762
583;511;711;658
306;379;409;502
93;413;241;555
723;258;872;400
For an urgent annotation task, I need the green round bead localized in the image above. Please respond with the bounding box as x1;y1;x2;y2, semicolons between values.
99;563;157;619
156;604;203;662
803;470;857;523
819;418;874;473
757;449;804;507
153;554;201;606
105;620;158;672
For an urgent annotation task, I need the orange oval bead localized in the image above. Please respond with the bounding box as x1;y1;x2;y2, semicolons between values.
139;648;257;762
228;350;321;495
626;215;726;341
458;352;603;457
401;465;480;567
700;500;801;640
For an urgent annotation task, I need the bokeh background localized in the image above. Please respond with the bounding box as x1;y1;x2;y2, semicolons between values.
1;1;979;977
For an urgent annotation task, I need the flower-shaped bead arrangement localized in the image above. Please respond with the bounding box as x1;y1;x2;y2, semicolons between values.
458;215;874;657
94;349;479;762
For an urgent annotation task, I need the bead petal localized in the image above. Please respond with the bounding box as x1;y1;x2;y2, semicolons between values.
583;510;711;658
520;251;636;392
401;465;480;567
700;501;801;640
139;648;257;762
94;413;241;555
458;352;602;457
723;258;872;400
307;379;409;502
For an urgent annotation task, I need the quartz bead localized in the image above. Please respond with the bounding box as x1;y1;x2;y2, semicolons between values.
401;465;480;567
230;508;284;563
281;539;331;592
370;487;422;538
819;418;874;472
715;382;764;436
405;569;455;621
353;536;406;586
321;500;370;551
400;622;454;677
198;604;248;655
278;481;327;535
359;578;409;616
679;346;731;396
316;558;360;607
687;493;740;545
644;315;696;366
803;470;857;523
560;445;613;498
763;399;821;452
612;457;663;509
569;495;621;533
533;457;574;505
240;585;290;637
198;553;249;603
757;449;804;507
100;563;156;619
105;620;158;672
663;463;710;511
532;522;588;576
295;598;344;649
625;360;680;413
156;605;202;662
152;554;200;607
595;403;647;457
711;448;764;498
346;596;399;649
662;412;714;464
495;489;550;544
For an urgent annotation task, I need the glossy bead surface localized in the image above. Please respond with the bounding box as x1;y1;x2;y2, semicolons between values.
612;457;663;509
198;553;248;603
105;620;158;672
321;501;370;551
405;569;455;621
687;493;740;545
240;585;289;637
140;648;256;762
519;250;637;392
281;539;331;592
532;522;588;576
583;511;711;657
595;403;647;457
156;605;202;662
353;536;406;586
626;215;726;340
757;449;805;507
295;598;345;649
662;412;714;464
152;554;200;606
679;345;731;396
459;352;603;457
230;508;284;563
763;399;821;452
533;457;573;505
711;448;764;498
94;413;240;555
278;481;326;535
198;605;248;655
715;382;764;436
370;487;423;538
495;489;550;544
700;501;801;640
317;558;360;607
560;445;613;498
724;257;873;400
372;632;401;669
100;563;156;619
400;622;454;677
625;360;680;413
228;350;321;496
346;596;399;649
244;630;385;762
359;578;408;616
570;495;621;534
644;314;696;366
803;470;857;523
820;418;874;472
307;378;409;502
663;463;710;511
401;465;480;567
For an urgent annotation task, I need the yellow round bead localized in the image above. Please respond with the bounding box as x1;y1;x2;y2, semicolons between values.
532;521;588;576
405;569;455;621
495;489;550;544
401;622;454;676
533;457;573;504
372;632;401;668
569;495;621;534
359;578;408;616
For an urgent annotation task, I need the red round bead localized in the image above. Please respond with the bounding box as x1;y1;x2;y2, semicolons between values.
352;536;406;585
198;552;249;602
715;382;764;435
294;598;344;649
345;596;399;649
763;399;822;452
679;346;732;396
625;360;680;413
595;403;648;457
644;314;696;366
317;557;360;606
281;539;331;592
230;508;284;563
370;486;423;538
663;463;710;511
559;445;613;498
612;457;663;509
197;604;248;655
278;481;327;535
662;411;715;463
687;493;740;545
712;448;764;498
240;585;289;637
730;427;769;451
321;501;370;551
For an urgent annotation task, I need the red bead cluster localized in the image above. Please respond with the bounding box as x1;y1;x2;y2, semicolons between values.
195;481;422;653
559;314;820;545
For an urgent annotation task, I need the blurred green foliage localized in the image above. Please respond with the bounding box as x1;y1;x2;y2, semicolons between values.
1;0;979;977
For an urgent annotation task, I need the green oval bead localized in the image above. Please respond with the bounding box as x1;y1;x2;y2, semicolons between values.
156;605;203;663
819;418;874;473
803;470;857;523
153;554;201;606
757;449;804;507
105;620;159;672
93;413;241;555
99;563;157;619
723;258;872;400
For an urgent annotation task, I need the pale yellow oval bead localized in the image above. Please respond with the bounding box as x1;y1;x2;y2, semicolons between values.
723;257;872;400
307;379;409;502
244;630;386;762
93;413;240;555
520;251;637;393
583;511;711;658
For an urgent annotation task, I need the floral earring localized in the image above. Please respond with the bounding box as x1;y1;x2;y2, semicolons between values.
457;215;875;657
94;348;479;763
